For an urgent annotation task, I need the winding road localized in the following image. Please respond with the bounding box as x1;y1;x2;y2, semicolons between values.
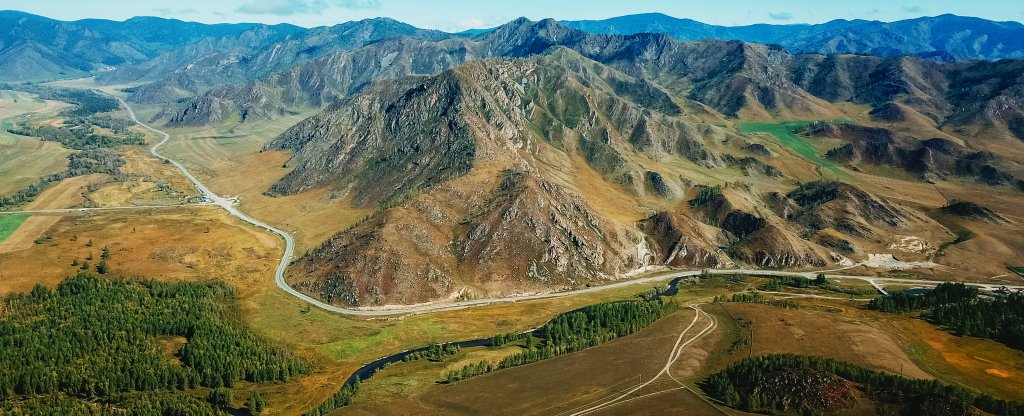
114;99;1024;317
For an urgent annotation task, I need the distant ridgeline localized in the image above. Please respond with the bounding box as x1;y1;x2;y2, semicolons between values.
0;274;310;414
868;283;1024;351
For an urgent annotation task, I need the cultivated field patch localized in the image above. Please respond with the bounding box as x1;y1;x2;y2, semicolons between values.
739;121;851;179
0;214;28;242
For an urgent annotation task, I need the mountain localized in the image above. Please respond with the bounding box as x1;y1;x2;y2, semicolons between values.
264;42;970;306
104;18;452;104
561;13;1024;61
171;18;1024;144
236;18;1024;306
0;11;281;81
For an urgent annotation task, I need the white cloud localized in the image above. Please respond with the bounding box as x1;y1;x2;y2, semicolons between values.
235;0;329;16
333;0;381;9
768;11;794;21
902;5;926;13
419;15;509;32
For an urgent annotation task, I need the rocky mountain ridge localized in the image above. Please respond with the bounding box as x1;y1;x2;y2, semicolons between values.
269;50;961;306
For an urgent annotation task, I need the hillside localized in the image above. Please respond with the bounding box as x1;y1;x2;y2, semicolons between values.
266;49;961;306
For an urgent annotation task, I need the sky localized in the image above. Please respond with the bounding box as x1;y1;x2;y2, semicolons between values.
1;0;1022;31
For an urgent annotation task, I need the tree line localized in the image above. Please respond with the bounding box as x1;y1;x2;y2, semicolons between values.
930;292;1024;350
867;282;978;313
702;353;1024;415
402;342;460;362
0;84;121;117
305;381;358;416
1;391;225;415
0;149;125;209
442;299;676;384
7;117;145;150
868;283;1024;351
713;292;799;309
0;274;309;413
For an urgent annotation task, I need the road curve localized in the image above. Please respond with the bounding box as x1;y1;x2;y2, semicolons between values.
116;99;1024;317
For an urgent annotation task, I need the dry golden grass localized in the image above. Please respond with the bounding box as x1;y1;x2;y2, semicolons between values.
722;302;930;379
25;173;107;210
0;207;280;297
0;91;72;194
159;116;372;251
893;316;1024;401
344;308;725;416
0;90;66;119
0;136;71;195
89;145;200;207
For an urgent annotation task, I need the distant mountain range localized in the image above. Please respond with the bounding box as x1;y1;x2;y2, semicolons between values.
0;10;303;82
560;13;1024;61
3;11;1024;83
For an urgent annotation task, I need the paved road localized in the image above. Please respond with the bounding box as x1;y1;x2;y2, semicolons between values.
116;99;1024;317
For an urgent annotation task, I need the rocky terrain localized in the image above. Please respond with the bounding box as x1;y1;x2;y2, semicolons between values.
120;18;1018;307
809;122;1024;187
167;18;1024;149
268;48;967;306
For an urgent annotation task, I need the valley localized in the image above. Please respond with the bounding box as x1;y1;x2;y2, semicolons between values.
1;5;1024;415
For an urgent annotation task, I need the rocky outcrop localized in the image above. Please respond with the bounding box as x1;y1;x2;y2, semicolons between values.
288;168;641;306
784;181;908;238
639;211;725;268
265;71;475;207
722;154;784;177
809;122;1021;186
940;200;1008;224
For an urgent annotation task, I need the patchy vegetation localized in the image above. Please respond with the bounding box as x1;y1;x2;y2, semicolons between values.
0;85;120;117
442;298;676;383
868;282;978;313
702;354;1024;415
0;149;125;209
869;283;1024;351
7;118;146;150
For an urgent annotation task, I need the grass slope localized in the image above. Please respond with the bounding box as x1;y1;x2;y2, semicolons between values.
0;214;29;242
739;121;850;179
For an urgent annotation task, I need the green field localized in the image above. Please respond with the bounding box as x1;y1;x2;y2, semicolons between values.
0;214;29;242
739;121;851;179
1009;267;1024;277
